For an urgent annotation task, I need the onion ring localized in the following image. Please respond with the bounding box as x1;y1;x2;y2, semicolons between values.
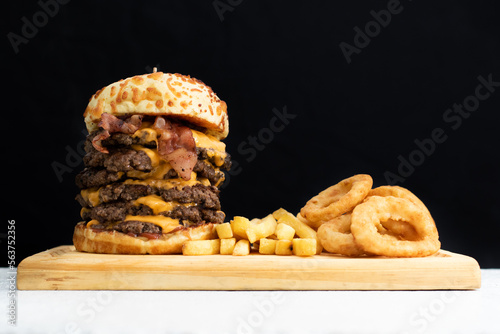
351;196;440;257
366;185;432;219
300;174;373;225
317;213;367;256
365;185;434;240
317;212;404;256
378;219;420;241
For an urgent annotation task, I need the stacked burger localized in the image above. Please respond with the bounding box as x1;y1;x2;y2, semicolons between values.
74;72;231;254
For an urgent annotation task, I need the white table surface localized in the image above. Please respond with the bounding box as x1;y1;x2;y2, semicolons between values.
1;268;499;334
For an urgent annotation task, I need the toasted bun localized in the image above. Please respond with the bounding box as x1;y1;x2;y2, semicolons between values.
84;72;229;139
73;223;217;255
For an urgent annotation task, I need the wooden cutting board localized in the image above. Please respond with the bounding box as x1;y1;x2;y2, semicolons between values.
16;246;480;290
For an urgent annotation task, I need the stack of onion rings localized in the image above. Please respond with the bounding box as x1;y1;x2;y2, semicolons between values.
302;175;440;257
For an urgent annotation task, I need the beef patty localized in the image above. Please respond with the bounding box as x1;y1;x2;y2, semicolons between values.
88;221;162;234
76;183;221;210
81;201;225;225
83;148;152;172
76;158;226;189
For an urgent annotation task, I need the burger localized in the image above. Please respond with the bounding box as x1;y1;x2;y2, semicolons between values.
73;71;231;254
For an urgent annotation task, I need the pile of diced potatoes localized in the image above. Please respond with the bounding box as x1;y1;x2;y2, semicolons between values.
182;208;322;257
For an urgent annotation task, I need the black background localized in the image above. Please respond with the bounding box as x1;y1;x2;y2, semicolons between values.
4;0;500;267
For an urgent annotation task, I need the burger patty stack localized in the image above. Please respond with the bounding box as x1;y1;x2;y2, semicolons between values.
73;71;231;254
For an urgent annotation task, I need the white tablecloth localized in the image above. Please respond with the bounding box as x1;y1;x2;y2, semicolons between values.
1;268;499;334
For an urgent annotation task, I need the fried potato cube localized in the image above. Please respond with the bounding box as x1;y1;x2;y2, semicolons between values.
220;238;236;255
182;239;220;255
275;240;293;255
275;223;295;240
273;209;322;254
232;239;250;256
272;208;289;221
216;222;233;239
246;214;277;243
231;216;252;239
259;238;277;255
292;238;317;257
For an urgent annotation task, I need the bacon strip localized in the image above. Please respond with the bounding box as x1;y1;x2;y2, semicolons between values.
91;130;111;153
152;116;198;180
91;114;143;153
100;113;143;134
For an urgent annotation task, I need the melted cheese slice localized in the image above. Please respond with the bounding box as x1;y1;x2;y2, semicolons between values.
80;207;91;219
86;219;100;228
131;145;160;167
191;129;226;152
132;128;158;144
124;215;180;234
80;188;101;207
134;195;194;214
205;149;226;167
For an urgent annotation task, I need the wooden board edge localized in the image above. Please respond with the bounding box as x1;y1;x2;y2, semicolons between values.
17;246;482;291
16;269;482;291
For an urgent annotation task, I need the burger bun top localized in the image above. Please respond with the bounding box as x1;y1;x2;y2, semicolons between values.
84;72;229;139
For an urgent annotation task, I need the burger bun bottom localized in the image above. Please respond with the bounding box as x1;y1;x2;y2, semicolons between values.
73;222;217;254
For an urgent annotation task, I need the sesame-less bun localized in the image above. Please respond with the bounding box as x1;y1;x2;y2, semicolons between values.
83;72;229;139
73;222;218;255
